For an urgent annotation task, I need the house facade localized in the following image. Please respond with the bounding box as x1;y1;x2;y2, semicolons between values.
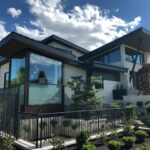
0;27;150;113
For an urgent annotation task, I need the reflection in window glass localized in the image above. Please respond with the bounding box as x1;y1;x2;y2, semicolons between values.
125;47;143;65
97;48;121;64
29;53;62;105
10;55;25;85
30;53;62;84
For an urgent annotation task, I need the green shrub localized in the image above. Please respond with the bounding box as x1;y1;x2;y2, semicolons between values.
146;129;150;137
81;143;96;150
123;126;134;136
125;103;136;109
50;119;58;128
137;101;143;108
107;140;122;150
76;131;91;149
51;136;64;150
122;136;136;149
62;119;71;127
135;130;148;143
0;137;14;150
110;102;119;109
145;102;150;113
71;123;79;130
39;121;47;130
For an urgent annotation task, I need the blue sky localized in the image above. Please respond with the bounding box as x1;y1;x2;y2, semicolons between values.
0;0;149;50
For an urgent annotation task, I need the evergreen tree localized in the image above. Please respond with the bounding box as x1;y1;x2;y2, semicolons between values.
67;76;103;110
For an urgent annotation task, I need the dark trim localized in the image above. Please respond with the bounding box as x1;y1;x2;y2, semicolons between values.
4;72;9;88
41;35;89;54
0;32;75;60
24;50;30;111
79;27;146;62
93;61;128;72
0;57;8;65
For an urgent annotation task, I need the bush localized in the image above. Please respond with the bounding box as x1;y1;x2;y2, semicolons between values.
62;119;71;127
71;123;79;130
110;102;120;109
50;119;58;128
146;129;150;137
145;102;150;113
123;126;134;136
135;130;148;143
39;121;47;130
0;137;14;150
81;143;96;150
107;140;122;150
125;103;136;109
137;101;143;108
51;136;64;150
122;136;136;149
76;131;91;149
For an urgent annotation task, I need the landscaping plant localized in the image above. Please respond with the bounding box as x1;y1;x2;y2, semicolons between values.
122;136;136;149
81;143;96;150
0;136;14;150
135;130;148;143
76;131;91;149
51;136;65;150
67;76;103;110
107;140;122;150
62;119;71;127
22;124;31;140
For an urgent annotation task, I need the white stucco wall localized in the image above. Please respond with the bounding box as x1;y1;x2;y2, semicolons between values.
48;41;85;58
63;64;86;105
96;80;120;104
0;62;9;88
144;52;150;63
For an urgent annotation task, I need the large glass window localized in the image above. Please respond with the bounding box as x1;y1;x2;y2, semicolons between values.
29;53;62;105
125;47;144;65
10;54;25;85
97;48;121;64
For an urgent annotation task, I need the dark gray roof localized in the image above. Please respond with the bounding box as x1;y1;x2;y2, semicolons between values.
79;27;150;62
41;35;89;54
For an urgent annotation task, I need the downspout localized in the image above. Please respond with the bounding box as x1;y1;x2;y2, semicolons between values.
129;37;142;82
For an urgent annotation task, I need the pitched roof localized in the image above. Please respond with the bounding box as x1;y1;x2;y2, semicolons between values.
41;35;89;54
79;27;150;62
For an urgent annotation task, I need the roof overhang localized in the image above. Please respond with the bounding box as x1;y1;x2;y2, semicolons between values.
93;61;128;73
0;32;75;61
79;27;150;62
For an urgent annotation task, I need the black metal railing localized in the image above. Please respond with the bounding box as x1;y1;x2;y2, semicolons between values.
18;108;134;148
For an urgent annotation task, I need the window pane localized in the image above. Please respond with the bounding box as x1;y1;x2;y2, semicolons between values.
30;53;62;84
10;55;25;85
109;49;121;63
29;83;62;105
96;48;121;64
29;53;62;105
125;47;143;65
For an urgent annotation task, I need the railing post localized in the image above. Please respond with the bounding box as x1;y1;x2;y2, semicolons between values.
36;114;39;148
40;115;42;148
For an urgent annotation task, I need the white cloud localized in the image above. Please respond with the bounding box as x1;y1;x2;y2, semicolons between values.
15;0;141;50
114;8;119;12
0;21;9;40
7;7;22;18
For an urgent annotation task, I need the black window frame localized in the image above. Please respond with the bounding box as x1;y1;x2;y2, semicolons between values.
4;72;9;88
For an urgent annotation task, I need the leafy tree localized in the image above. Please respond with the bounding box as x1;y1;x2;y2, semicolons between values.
67;76;103;110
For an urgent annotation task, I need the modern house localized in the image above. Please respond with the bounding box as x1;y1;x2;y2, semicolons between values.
0;27;150;113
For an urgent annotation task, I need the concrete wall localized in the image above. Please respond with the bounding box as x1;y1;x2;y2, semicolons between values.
123;95;150;104
96;80;120;104
48;41;85;58
0;62;9;88
144;52;150;63
63;64;86;105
